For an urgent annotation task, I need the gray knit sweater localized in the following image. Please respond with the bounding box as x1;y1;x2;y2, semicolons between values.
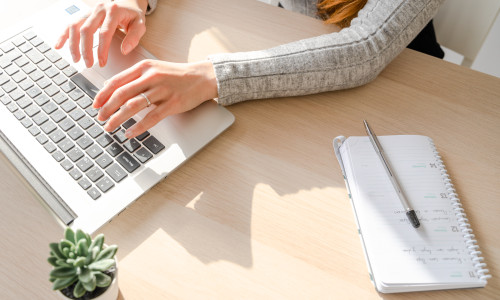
148;0;444;105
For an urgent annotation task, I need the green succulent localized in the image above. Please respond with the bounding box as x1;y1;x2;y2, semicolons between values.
48;227;118;299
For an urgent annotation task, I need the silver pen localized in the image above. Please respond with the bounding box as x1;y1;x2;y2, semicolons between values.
363;120;420;228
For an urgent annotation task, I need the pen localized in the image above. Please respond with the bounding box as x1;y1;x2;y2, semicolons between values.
363;120;420;228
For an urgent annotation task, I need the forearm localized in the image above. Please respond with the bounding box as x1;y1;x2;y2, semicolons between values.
208;0;444;106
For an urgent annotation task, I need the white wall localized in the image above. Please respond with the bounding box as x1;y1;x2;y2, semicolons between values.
471;13;500;78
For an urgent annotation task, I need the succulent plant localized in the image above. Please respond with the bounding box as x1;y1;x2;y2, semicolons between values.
48;228;118;299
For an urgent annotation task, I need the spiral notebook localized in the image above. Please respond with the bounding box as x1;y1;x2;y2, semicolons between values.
333;135;491;293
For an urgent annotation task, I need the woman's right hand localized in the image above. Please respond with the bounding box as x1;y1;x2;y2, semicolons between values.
54;0;149;68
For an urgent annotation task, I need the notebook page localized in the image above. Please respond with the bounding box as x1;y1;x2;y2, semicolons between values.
341;135;482;286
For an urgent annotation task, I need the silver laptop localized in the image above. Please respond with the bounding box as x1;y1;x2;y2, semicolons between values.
0;0;234;233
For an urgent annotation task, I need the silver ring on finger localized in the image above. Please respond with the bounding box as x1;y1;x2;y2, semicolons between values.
141;92;152;108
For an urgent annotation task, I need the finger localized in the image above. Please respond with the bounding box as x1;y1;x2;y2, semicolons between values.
120;16;146;55
98;76;149;124
124;102;171;139
104;93;150;132
97;12;120;67
93;60;148;109
54;27;70;49
68;18;86;62
80;8;106;68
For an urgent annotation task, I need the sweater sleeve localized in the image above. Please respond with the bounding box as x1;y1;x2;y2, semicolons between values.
207;0;444;106
145;0;158;15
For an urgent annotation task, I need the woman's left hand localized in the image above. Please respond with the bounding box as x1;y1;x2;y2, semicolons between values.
93;59;218;139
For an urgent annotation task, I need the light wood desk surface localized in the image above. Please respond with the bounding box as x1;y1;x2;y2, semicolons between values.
1;0;499;299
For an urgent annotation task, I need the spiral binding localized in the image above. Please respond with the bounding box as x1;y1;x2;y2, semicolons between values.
429;138;491;282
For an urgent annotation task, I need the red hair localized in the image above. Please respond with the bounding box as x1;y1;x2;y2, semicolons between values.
317;0;368;28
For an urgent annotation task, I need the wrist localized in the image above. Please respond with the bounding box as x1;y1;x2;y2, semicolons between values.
192;60;219;100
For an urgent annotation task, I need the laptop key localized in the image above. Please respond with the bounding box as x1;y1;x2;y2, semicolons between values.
61;80;76;93
86;144;103;159
69;108;85;121
23;31;36;41
67;147;84;162
53;73;67;86
116;152;140;173
13;110;25;120
28;125;40;136
50;109;66;123
45;85;59;97
33;112;49;126
37;42;51;53
123;138;140;153
96;153;113;169
106;163;127;183
53;93;68;105
42;101;57;114
87;187;101;200
69;168;82;180
19;78;34;90
36;134;48;145
55;59;69;70
61;100;76;112
68;126;84;140
16;97;32;109
34;94;50;106
134;147;153;163
37;59;52;71
77;96;93;109
143;136;165;154
49;129;65;143
52;150;65;162
36;76;52;89
106;142;123;157
27;86;42;98
86;166;104;182
78;178;92;190
96;176;114;193
87;124;103;139
29;36;43;47
44;142;56;153
78;115;94;130
40;120;57;134
29;69;44;81
69;88;85;101
24;104;40;117
59;118;75;132
21;62;37;74
6;102;18;112
10;89;25;101
0;95;11;105
45;49;62;63
60;159;73;171
76;156;94;172
113;129;127;143
20;118;33;128
97;133;113;148
58;138;75;153
77;134;94;149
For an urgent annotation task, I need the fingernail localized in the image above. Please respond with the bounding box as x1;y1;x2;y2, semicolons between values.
122;44;131;54
125;129;134;139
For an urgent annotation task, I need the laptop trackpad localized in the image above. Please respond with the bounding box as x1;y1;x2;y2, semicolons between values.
83;35;149;87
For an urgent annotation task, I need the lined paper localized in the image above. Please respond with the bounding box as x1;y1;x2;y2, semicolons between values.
339;135;485;292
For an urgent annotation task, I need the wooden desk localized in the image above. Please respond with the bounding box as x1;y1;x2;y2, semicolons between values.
1;0;499;299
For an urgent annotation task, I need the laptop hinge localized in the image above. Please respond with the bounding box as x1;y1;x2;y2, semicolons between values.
0;131;76;225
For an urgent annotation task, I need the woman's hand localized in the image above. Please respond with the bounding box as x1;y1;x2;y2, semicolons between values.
55;0;149;68
93;59;219;139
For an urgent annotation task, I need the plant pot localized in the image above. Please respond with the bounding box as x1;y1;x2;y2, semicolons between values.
58;258;119;300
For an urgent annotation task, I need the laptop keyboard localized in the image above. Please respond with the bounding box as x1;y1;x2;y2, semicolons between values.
0;30;165;200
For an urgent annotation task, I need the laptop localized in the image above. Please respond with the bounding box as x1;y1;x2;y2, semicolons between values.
0;0;234;233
